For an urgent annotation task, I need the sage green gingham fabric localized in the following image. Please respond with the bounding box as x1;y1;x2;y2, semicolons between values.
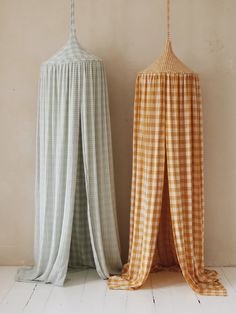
16;4;122;285
69;125;95;269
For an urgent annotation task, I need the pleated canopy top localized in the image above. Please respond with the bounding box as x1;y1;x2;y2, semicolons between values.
142;39;194;74
43;1;100;65
44;37;100;65
141;0;195;75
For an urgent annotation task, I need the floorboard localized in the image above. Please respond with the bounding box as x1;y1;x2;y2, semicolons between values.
196;267;236;314
0;266;17;303
43;269;88;314
126;276;156;314
151;270;203;314
0;280;36;314
23;283;53;314
77;269;107;314
222;267;236;292
103;283;127;314
0;267;236;314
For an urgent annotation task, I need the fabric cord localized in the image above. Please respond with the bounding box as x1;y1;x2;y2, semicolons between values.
167;0;171;41
70;0;76;39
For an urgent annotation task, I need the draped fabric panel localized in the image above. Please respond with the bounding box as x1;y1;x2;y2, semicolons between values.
80;62;122;278
16;61;122;286
108;73;226;296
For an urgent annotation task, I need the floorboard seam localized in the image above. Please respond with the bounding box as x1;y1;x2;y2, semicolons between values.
150;274;157;314
22;284;37;311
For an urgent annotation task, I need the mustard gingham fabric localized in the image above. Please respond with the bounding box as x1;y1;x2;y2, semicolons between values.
108;73;227;296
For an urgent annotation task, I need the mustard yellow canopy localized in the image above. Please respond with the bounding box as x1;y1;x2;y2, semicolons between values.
108;0;226;296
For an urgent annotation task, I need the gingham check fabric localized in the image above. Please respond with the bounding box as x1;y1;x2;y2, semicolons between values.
69;126;95;269
108;73;227;296
16;6;122;284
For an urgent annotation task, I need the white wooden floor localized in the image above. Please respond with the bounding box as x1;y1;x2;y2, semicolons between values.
0;267;236;314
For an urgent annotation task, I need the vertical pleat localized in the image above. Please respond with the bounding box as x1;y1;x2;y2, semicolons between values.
81;62;122;278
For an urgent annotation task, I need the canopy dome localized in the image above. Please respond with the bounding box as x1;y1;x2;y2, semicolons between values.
142;40;195;74
43;0;100;66
43;36;101;65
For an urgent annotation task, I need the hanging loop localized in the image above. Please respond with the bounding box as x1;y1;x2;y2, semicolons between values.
70;0;77;39
167;0;171;41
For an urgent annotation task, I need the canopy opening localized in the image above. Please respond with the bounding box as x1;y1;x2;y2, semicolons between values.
69;122;95;270
152;159;179;272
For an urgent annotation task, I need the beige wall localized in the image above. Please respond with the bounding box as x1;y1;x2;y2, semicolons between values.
0;0;236;266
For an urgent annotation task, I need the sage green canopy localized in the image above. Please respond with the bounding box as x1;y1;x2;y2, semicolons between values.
16;0;122;286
